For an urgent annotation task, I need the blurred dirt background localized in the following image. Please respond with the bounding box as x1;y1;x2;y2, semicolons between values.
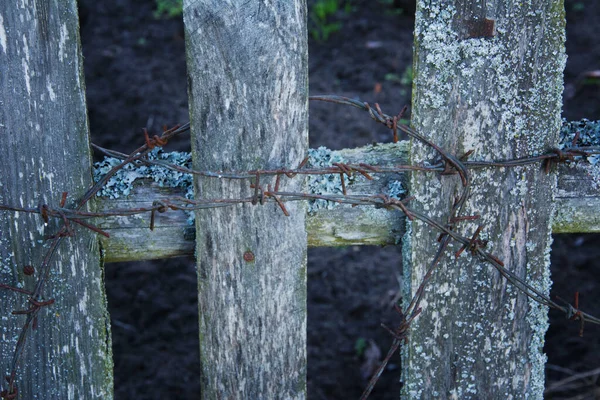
78;0;600;398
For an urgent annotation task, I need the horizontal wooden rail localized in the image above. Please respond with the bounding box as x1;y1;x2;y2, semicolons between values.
94;141;600;262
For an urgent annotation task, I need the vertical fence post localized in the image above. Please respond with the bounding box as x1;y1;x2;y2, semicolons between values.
183;1;308;398
0;2;113;399
403;1;565;397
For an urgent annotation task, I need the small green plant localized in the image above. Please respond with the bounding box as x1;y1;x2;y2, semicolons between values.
136;37;147;47
385;65;413;96
354;337;367;358
400;65;413;86
572;2;585;12
384;66;413;85
309;0;343;42
378;0;404;15
154;0;183;19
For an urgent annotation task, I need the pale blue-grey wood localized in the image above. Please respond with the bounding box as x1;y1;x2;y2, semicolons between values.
0;1;113;398
183;1;308;398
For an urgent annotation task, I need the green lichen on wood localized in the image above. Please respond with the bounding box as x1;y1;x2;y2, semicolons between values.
554;198;600;233
93;148;194;198
404;0;565;398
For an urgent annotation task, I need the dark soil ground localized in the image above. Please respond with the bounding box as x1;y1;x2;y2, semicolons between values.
78;0;600;398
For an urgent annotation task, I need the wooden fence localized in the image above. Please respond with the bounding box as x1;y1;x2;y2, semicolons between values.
0;0;596;399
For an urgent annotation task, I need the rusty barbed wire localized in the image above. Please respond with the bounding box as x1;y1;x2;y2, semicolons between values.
0;101;599;398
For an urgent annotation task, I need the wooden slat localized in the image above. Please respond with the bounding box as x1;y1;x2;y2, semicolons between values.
402;1;565;397
95;142;598;262
183;1;308;398
0;2;113;398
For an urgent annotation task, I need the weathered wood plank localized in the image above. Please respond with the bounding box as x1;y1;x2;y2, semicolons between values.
94;142;408;261
0;2;113;399
94;183;196;262
403;1;565;398
183;1;308;398
95;143;599;262
554;162;600;232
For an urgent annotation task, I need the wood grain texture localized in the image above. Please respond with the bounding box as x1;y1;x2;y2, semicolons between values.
95;183;196;262
403;1;565;398
183;1;308;398
0;2;113;399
